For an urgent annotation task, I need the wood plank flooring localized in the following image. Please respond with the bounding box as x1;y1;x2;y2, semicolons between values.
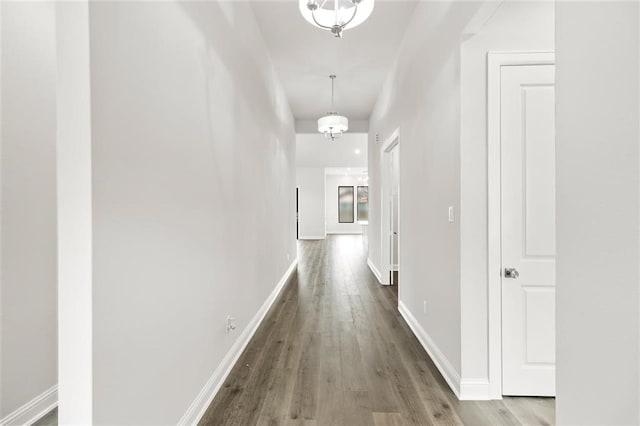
32;408;57;426
199;235;555;426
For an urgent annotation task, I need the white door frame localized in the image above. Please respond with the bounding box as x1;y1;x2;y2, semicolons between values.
487;51;555;399
380;128;400;286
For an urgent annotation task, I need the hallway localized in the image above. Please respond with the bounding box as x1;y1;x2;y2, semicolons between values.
199;236;554;425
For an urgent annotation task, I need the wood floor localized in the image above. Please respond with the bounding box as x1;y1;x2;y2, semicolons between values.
32;408;57;426
199;235;555;426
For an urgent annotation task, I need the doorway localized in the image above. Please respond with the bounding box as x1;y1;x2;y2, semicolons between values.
488;52;556;397
380;130;400;286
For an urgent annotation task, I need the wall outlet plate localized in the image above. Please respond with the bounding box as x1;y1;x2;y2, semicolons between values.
226;316;237;333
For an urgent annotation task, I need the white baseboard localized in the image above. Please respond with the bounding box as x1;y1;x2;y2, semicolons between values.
178;259;298;426
398;301;461;398
298;235;325;240
0;385;57;426
326;231;362;235
366;258;384;284
459;379;491;400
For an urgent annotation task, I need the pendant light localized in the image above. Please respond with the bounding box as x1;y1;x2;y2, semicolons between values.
318;75;349;141
299;0;375;38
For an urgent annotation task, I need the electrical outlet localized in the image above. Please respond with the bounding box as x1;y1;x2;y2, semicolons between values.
226;316;237;333
423;300;427;314
287;253;290;262
448;206;454;223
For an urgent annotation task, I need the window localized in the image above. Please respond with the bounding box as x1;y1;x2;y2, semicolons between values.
338;186;354;223
357;186;369;221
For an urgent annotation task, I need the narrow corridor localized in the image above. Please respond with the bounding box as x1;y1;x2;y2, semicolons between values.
199;236;554;425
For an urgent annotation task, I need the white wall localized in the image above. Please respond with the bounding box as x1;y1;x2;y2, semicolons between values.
296;133;367;240
368;1;483;380
1;1;58;420
459;1;554;391
56;2;94;423
296;132;367;168
55;2;297;424
556;2;640;424
325;175;366;234
297;167;325;239
369;1;553;395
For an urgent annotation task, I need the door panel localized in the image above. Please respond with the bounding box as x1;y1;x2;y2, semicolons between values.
523;86;556;257
501;64;556;396
523;287;555;364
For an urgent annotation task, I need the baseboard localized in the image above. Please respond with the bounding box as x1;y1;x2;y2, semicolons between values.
0;385;57;426
397;301;461;398
366;258;384;284
298;235;325;240
178;259;298;426
459;379;491;400
326;231;362;234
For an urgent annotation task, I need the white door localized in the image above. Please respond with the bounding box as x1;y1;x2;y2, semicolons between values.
501;64;556;396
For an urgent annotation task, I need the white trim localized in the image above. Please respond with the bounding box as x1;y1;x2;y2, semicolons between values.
298;235;326;240
178;259;298;426
459;379;491;400
391;264;398;272
326;231;362;235
0;385;57;426
380;129;400;286
367;258;384;284
398;301;461;398
487;51;555;399
380;128;400;154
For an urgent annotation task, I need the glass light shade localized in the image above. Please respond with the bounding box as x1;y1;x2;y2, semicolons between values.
318;114;349;134
299;0;374;32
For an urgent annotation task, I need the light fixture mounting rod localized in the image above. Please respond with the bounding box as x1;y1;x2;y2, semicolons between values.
330;75;336;111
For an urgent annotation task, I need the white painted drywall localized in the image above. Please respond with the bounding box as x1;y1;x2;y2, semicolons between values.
296;132;367;168
297;167;326;239
368;1;484;377
55;2;94;423
459;1;554;389
1;1;58;419
55;2;297;424
295;133;367;239
556;2;640;424
369;0;554;393
325;175;366;234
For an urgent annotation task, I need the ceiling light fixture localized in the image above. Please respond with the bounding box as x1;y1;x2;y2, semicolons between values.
300;0;374;38
318;75;348;141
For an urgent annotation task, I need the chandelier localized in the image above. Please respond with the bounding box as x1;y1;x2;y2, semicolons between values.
299;0;374;38
318;75;348;141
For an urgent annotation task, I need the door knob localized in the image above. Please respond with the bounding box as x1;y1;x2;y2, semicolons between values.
504;268;519;279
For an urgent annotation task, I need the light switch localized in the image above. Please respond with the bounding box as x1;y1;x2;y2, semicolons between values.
448;206;454;223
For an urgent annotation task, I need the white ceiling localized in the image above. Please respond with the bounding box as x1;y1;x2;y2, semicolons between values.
251;1;418;121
